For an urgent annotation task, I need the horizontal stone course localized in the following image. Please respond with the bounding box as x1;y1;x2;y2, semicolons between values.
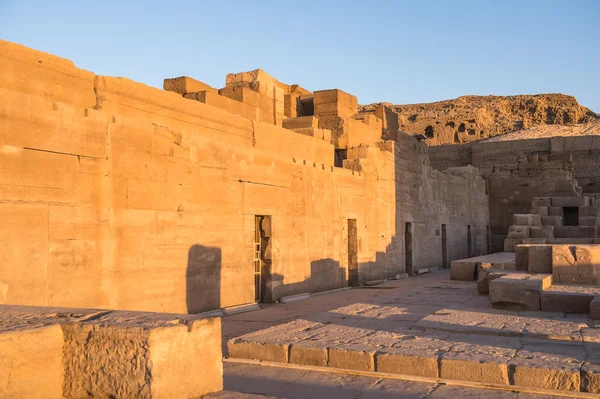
228;309;600;393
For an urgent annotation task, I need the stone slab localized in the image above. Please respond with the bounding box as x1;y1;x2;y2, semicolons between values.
440;334;520;384
541;285;600;313
551;196;589;207
509;344;584;391
489;273;552;311
375;336;451;378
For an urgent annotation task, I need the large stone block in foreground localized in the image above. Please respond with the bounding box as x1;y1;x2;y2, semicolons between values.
0;305;223;399
489;273;552;310
63;315;223;399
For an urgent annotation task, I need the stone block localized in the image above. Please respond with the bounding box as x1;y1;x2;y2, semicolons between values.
450;260;477;281
582;363;600;394
63;316;224;399
552;245;600;285
289;324;371;367
515;245;530;271
228;320;323;363
527;245;552;274
489;273;552;310
328;331;405;372
540;286;600;313
164;76;216;95
477;268;513;294
313;89;358;118
0;325;64;399
531;206;549;217
513;214;535;226
530;225;554;239
507;225;530;238
551;196;589;207
375;336;451;378
440;335;519;384
532;197;551;207
555;226;596;239
541;215;562;227
504;238;523;252
591;296;600;320
579;216;596;226
580;206;598;217
509;344;583;391
549;207;564;217
522;238;547;244
282;116;319;130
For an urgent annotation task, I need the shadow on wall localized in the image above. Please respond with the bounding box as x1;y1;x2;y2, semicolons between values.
271;258;345;299
186;244;222;313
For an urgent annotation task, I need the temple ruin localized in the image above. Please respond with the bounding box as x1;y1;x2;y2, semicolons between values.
1;39;599;397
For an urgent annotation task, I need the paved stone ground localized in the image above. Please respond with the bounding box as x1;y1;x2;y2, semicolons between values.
202;363;559;398
222;270;600;394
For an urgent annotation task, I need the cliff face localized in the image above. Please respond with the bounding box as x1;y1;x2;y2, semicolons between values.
360;94;598;146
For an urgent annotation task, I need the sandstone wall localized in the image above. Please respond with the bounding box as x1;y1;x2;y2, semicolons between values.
429;136;600;192
0;40;488;313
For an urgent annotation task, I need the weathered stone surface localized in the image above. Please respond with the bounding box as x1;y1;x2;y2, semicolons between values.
507;225;531;238
513;214;535;226
0;324;63;399
328;331;406;371
582;362;600;394
489;273;552;311
440;334;519;384
375;336;451;378
530;225;554;239
228;320;323;363
527;245;552;273
515;245;530;271
0;39;491;313
552;245;600;285
450;260;477;281
591;296;600;320
551;196;589;207
164;76;216;95
509;344;584;391
289;324;372;367
541;285;600;313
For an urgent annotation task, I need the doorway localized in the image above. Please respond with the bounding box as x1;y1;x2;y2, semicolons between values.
441;224;448;269
563;207;579;226
348;219;358;286
405;222;413;275
467;225;472;258
254;215;272;303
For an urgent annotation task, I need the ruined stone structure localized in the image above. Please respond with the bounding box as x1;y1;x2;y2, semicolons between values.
430;139;600;252
360;94;598;145
0;39;489;317
3;39;600;398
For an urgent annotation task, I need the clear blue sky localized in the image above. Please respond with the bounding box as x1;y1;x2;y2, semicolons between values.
1;0;598;111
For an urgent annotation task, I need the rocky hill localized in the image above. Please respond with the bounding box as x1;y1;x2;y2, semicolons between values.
360;94;598;146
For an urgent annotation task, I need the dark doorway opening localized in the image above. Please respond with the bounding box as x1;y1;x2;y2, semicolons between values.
441;224;448;269
405;222;413;275
347;219;358;287
254;215;272;303
563;207;579;226
467;225;472;258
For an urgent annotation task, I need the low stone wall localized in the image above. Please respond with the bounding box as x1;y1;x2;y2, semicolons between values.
0;305;222;398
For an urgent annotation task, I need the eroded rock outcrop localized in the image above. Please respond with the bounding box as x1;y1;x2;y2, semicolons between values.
360;94;598;146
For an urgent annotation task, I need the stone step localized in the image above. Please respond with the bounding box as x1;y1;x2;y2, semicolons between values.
541;285;600;313
450;252;516;281
227;318;600;393
489;273;552;310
